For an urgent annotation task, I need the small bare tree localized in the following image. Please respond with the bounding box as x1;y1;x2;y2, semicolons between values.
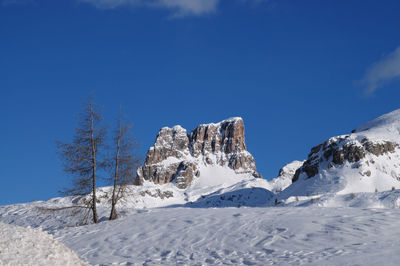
108;108;140;220
57;98;106;224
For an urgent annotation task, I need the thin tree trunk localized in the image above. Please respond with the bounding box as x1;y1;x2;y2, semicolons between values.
90;103;98;224
110;113;122;220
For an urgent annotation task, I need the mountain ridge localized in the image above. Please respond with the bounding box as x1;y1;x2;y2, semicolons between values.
278;109;400;201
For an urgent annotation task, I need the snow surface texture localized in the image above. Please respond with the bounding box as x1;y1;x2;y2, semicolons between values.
51;207;400;265
355;108;400;140
3;194;400;265
0;222;87;266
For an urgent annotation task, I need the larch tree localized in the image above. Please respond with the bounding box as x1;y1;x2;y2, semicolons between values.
108;108;141;220
57;98;106;224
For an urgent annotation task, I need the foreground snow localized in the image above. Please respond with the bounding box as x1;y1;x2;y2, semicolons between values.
3;189;400;265
0;222;87;265
51;207;400;265
2;173;400;265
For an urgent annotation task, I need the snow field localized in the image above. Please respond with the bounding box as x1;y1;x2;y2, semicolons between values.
54;207;400;265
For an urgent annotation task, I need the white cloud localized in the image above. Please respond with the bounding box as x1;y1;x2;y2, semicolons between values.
361;46;400;94
239;0;269;3
2;0;269;16
1;0;35;6
78;0;268;17
79;0;139;9
79;0;219;17
3;0;268;16
153;0;219;17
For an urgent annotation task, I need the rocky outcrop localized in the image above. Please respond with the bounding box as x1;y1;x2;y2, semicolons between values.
276;109;400;197
135;126;196;188
135;118;260;188
292;135;399;182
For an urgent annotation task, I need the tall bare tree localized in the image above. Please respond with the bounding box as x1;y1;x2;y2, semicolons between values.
57;98;106;224
108;108;140;220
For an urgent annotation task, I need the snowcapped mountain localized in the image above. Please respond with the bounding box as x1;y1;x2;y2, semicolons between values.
5;111;400;218
0;117;275;236
129;117;274;207
279;109;400;201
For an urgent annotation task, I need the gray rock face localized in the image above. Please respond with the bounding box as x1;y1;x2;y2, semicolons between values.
135;118;260;188
144;125;190;165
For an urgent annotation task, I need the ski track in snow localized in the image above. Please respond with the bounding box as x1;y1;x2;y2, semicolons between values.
49;207;400;266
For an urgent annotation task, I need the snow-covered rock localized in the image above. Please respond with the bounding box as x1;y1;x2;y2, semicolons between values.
280;109;400;199
136;117;261;188
0;222;88;265
267;160;304;193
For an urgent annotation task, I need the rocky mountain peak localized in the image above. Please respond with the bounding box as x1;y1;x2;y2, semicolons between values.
135;117;260;189
189;117;246;162
146;125;190;165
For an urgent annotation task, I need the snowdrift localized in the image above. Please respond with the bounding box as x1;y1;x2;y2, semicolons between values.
0;222;87;265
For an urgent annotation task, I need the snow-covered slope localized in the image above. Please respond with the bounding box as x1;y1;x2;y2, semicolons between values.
4;200;400;265
0;166;275;232
280;109;400;200
53;207;400;266
131;166;274;210
0;222;87;265
279;189;400;208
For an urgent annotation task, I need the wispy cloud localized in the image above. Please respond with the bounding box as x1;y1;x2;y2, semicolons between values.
3;0;268;17
361;46;400;94
238;0;269;3
153;0;219;17
78;0;139;9
79;0;219;17
78;0;268;17
1;0;35;6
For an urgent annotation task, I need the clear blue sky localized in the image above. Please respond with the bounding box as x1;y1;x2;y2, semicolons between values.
1;0;400;205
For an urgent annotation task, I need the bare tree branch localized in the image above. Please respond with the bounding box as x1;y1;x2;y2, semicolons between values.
56;96;106;224
108;106;141;220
